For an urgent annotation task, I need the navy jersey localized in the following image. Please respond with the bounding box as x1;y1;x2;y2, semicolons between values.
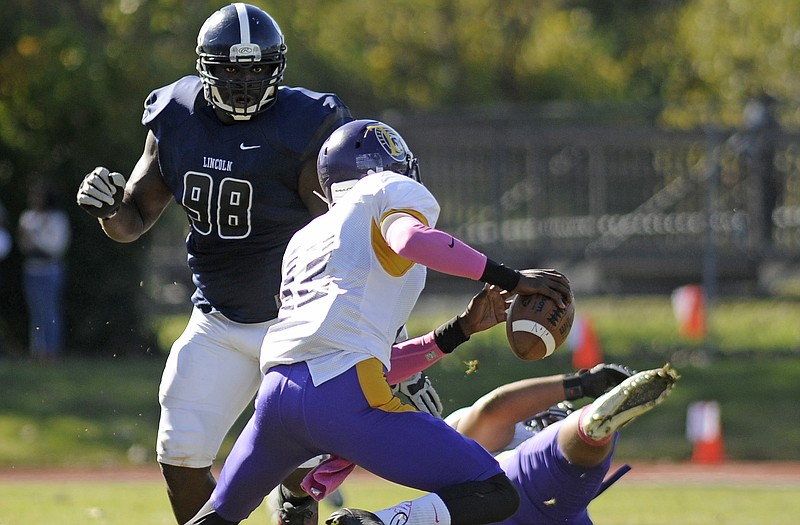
142;76;352;323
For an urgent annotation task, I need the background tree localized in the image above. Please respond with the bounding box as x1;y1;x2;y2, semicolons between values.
662;0;800;127
0;0;797;355
0;0;202;355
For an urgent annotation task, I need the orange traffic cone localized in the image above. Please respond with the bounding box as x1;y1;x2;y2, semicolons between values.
671;285;706;341
686;400;725;464
569;314;604;369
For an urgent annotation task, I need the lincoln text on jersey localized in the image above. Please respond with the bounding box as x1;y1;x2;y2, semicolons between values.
203;156;234;172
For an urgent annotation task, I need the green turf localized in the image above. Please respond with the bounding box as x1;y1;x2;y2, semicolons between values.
406;294;800;355
1;353;800;468
0;475;795;525
572;295;800;354
0;357;161;468
1;295;799;469
155;295;800;357
587;484;798;525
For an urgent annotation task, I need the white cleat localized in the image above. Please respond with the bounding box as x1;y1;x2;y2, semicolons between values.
582;363;680;440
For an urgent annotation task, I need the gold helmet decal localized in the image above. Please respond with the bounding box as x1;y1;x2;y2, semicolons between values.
367;124;407;161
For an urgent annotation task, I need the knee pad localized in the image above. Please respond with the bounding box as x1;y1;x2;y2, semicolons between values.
436;473;520;525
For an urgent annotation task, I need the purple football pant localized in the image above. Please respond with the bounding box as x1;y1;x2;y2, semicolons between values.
211;359;504;522
497;421;617;525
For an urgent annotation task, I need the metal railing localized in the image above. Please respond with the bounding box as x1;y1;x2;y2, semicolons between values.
392;114;800;294
144;114;800;312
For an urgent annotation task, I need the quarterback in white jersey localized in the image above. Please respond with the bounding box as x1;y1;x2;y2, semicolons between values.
187;120;571;525
261;171;439;384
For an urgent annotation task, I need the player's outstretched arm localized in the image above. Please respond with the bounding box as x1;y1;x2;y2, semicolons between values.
452;362;638;452
77;131;173;243
382;213;570;307
388;285;510;418
452;375;569;453
386;284;508;385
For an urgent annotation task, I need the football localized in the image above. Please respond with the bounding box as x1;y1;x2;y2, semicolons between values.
506;292;575;361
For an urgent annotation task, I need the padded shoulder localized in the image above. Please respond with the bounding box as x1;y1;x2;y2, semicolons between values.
271;86;352;156
141;76;204;129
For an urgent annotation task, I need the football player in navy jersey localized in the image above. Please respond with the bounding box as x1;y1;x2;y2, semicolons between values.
76;4;352;523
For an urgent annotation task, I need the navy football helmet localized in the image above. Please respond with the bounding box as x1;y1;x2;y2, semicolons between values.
317;119;420;206
196;3;287;120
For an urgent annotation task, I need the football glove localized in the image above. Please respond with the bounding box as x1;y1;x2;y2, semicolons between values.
77;166;126;219
392;372;443;418
562;363;635;400
525;401;575;433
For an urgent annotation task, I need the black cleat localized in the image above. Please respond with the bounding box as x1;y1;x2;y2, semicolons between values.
269;486;319;525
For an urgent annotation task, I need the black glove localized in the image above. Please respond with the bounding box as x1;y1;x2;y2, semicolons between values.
525;401;575;433
562;363;635;400
77;167;126;219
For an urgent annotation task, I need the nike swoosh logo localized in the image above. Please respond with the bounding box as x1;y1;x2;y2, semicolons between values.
239;143;261;150
448;237;455;248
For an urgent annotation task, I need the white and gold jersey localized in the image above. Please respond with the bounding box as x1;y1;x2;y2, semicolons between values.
260;171;440;385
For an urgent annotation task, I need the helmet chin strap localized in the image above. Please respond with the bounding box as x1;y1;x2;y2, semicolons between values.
312;190;330;208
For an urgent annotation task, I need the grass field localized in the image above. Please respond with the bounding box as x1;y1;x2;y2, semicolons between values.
152;294;800;357
2;354;799;467
2;295;800;468
1;295;799;523
0;467;797;525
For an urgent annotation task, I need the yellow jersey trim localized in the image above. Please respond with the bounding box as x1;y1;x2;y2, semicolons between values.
355;358;415;413
371;208;430;277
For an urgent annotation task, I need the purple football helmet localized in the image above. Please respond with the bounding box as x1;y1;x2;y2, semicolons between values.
317;119;420;206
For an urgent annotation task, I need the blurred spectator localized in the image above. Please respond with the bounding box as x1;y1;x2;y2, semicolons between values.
0;201;10;260
0;200;11;355
739;93;782;252
17;182;71;361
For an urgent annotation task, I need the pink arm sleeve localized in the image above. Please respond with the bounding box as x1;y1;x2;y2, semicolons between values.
386;331;446;384
384;215;487;279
